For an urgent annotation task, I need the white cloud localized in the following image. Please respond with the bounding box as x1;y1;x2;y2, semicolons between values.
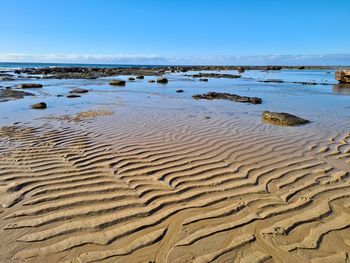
0;53;349;65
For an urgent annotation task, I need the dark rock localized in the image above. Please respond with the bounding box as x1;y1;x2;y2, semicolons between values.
136;75;144;79
57;94;64;97
0;88;35;102
298;66;305;70
237;67;246;73
199;78;208;82
128;77;135;81
157;78;168;84
335;70;350;83
17;83;43;89
67;94;81;98
176;89;184;93
192;92;262;104
148;80;156;83
191;73;241;79
69;88;89;94
109;79;126;86
262;111;310;126
30;102;46;109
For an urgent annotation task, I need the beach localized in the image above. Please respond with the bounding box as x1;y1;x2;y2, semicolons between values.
0;66;350;263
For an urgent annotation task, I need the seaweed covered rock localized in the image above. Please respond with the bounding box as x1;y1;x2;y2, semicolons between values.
192;92;262;104
262;111;310;126
30;102;46;109
157;78;168;84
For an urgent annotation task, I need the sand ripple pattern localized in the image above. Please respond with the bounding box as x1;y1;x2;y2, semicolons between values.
0;112;349;263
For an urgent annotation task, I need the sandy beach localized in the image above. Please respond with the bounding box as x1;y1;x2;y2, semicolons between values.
0;66;349;263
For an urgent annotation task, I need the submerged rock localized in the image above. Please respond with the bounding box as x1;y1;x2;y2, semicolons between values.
148;80;156;83
69;88;89;94
262;111;310;126
157;78;168;84
67;94;81;98
192;92;262;104
30;102;46;109
109;79;126;86
335;70;350;83
199;78;208;82
0;88;35;102
176;89;184;93
17;83;43;89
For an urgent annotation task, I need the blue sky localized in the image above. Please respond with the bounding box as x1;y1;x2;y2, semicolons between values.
1;0;350;65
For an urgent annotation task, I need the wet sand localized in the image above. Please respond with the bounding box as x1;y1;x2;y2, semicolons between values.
0;69;349;263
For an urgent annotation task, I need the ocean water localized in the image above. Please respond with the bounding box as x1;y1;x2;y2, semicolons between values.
0;62;166;70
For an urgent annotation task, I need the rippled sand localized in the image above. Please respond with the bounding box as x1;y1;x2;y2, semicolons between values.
0;70;349;263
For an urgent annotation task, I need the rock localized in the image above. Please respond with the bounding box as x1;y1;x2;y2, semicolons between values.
262;111;310;126
298;66;305;70
69;88;89;94
57;94;64;97
109;79;126;86
335;70;350;83
199;78;208;82
0;88;35;102
157;78;168;84
136;75;144;79
237;67;246;73
67;94;81;98
148;80;156;83
176;89;184;93
128;77;135;81
192;92;262;104
191;73;241;79
30;102;46;109
17;83;43;89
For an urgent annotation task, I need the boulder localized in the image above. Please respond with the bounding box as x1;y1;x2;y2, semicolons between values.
157;78;168;84
128;77;135;81
109;79;126;86
69;88;89;94
148;80;156;83
30;102;46;109
192;92;262;104
199;78;208;82
17;83;43;89
298;66;305;70
176;89;184;93
136;75;144;79
262;111;310;126
335;70;350;83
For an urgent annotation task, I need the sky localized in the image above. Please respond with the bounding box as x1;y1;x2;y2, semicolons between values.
0;0;350;65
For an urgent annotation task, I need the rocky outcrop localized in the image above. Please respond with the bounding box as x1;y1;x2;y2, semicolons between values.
192;92;262;104
109;79;126;86
190;73;241;79
0;88;35;102
335;70;350;83
17;83;43;89
128;77;135;81
30;102;46;109
157;78;168;84
262;111;310;126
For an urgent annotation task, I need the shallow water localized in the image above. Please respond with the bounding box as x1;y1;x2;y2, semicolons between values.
0;69;349;134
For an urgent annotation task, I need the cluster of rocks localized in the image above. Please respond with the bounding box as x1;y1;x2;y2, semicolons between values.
192;92;262;104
